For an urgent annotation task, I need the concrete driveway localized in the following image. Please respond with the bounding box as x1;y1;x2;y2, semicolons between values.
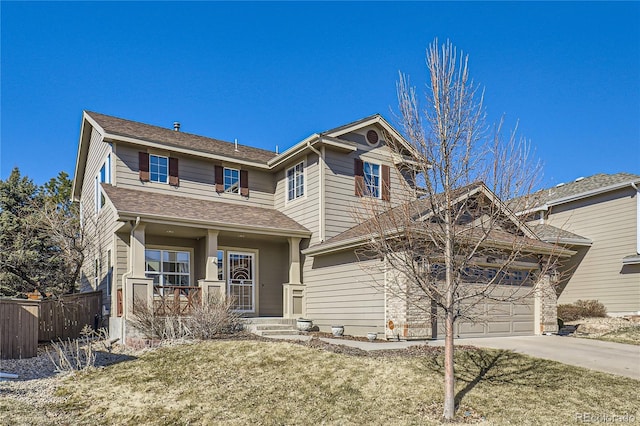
430;335;640;380
268;334;639;379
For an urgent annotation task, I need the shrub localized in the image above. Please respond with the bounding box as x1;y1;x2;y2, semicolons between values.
557;299;607;322
47;326;108;372
130;293;244;341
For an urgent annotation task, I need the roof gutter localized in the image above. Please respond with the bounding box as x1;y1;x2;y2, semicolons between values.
540;237;593;247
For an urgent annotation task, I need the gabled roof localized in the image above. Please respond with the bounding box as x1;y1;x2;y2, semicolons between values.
304;182;573;257
321;113;417;157
267;113;417;169
101;184;310;237
85;111;276;164
514;173;640;214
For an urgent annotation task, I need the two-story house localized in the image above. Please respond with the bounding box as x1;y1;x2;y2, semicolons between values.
515;173;640;316
73;111;569;343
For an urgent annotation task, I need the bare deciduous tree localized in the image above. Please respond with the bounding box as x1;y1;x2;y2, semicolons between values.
354;39;566;420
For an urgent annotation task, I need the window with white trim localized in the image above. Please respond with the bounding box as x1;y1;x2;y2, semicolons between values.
286;162;304;201
217;250;224;281
149;155;168;183
145;249;191;287
106;249;112;297
363;161;381;198
224;167;240;193
95;154;111;212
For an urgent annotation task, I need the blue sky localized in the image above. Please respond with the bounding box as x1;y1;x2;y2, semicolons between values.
1;1;638;188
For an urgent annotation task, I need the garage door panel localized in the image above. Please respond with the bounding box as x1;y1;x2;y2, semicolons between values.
486;321;511;334
512;321;534;333
513;304;533;316
458;322;485;335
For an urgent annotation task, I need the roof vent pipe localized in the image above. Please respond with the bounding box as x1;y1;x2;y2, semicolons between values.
173;122;180;132
235;138;238;152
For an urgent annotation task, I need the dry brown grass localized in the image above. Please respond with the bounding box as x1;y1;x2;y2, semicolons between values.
568;317;640;345
2;339;638;425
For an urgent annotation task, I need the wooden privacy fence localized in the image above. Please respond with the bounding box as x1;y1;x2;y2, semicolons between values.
0;291;102;360
0;299;39;360
39;291;102;342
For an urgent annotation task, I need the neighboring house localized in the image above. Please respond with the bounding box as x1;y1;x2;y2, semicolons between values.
72;111;568;343
515;173;640;316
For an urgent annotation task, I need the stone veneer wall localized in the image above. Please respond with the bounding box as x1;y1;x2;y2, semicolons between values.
537;274;559;334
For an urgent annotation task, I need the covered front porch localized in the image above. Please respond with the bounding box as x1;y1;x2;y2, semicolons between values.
118;220;308;321
100;185;311;342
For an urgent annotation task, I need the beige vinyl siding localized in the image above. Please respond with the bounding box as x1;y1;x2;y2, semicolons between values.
113;143;275;209
274;154;320;241
324;128;415;239
304;250;385;336
545;187;639;314
78;127;117;312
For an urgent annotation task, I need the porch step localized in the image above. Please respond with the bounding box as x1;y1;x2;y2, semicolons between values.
243;318;300;337
258;329;301;336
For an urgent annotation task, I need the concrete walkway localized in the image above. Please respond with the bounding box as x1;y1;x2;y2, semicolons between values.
266;334;640;380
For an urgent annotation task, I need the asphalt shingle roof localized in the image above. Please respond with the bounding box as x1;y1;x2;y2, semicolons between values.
307;183;565;255
527;223;590;243
102;184;309;235
518;173;640;210
86;111;276;164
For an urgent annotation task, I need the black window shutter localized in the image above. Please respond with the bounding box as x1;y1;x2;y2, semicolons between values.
240;170;249;196
169;157;179;186
139;152;150;182
382;165;390;201
215;166;224;192
354;158;364;196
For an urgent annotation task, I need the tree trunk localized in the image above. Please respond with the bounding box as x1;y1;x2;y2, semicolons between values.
443;309;455;420
443;187;456;420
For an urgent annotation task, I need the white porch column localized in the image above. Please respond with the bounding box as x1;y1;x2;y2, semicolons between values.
131;222;147;278
125;222;153;326
199;229;226;304
283;237;304;319
205;230;219;281
288;237;302;284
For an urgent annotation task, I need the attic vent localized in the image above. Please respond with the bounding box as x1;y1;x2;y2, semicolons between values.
173;122;180;132
555;182;565;188
574;177;585;182
366;130;379;145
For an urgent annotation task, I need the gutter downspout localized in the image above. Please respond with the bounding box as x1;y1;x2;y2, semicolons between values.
120;216;141;342
632;183;640;254
307;141;325;242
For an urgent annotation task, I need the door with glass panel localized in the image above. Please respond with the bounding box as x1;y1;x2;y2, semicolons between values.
227;252;255;312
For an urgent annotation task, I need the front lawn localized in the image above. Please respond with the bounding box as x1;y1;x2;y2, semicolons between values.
2;339;638;425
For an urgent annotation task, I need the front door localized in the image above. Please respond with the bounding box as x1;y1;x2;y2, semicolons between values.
227;252;255;313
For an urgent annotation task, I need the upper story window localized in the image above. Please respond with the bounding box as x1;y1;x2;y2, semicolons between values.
287;162;304;201
214;166;249;196
150;155;169;183
363;161;381;198
95;154;111;212
224;167;240;193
